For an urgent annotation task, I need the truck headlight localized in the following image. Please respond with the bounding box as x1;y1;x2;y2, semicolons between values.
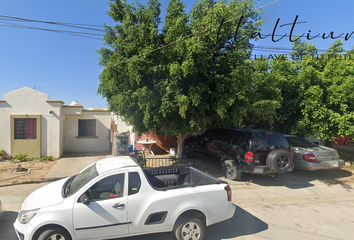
18;208;40;224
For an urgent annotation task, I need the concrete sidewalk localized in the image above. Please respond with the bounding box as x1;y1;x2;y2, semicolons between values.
1;153;354;240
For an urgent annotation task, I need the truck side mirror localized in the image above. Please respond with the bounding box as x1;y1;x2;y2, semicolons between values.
80;194;90;205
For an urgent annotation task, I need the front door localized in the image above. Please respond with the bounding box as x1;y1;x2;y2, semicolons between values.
10;115;41;158
73;171;129;240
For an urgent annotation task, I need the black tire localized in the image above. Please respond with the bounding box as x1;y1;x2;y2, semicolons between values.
222;160;242;181
37;227;71;240
185;144;194;158
266;149;293;173
175;218;205;240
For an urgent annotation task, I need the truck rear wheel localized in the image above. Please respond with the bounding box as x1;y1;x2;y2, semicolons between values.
222;160;242;181
175;218;205;240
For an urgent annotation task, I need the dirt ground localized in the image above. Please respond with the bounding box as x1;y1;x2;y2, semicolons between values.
0;159;57;186
333;149;354;183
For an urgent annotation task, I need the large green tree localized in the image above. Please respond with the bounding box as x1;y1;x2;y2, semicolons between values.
98;0;263;157
296;41;354;144
252;39;354;145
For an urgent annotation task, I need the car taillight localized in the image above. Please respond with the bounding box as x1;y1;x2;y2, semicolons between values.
224;185;232;201
245;152;254;162
303;154;317;161
290;151;294;157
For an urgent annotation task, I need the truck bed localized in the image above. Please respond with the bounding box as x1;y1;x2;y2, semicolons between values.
143;164;223;189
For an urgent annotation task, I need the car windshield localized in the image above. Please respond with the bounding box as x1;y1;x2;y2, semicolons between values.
67;163;98;196
285;136;318;148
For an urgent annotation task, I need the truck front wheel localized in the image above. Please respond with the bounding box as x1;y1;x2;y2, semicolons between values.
37;227;71;240
175;218;205;240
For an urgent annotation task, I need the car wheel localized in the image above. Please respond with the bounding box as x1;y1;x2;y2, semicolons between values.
185;144;194;158
222;160;242;180
37;227;71;240
175;218;205;240
266;149;293;173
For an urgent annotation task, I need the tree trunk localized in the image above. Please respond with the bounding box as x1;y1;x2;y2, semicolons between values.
325;140;334;147
176;133;188;159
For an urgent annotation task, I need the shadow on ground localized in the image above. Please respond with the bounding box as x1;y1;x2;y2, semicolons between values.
189;156;354;190
115;206;267;240
0;211;18;240
232;168;353;191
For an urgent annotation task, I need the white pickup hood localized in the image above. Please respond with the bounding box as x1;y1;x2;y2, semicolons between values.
21;178;68;210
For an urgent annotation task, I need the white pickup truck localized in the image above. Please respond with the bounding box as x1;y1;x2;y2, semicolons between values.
13;156;235;240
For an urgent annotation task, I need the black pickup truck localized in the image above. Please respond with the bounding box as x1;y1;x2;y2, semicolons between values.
184;128;294;180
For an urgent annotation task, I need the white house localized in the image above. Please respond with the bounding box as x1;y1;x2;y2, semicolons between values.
0;87;116;158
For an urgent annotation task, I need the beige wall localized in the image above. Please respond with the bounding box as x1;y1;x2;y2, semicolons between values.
1;87;112;157
63;110;111;153
111;114;130;133
0;87;63;158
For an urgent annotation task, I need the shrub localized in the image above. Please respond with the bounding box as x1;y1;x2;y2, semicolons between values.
14;153;28;160
0;149;5;156
0;149;7;160
42;155;53;161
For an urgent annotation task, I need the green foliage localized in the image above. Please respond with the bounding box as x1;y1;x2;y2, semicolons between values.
14;153;28;160
98;0;263;140
98;0;354;145
289;35;318;62
0;149;5;156
41;155;53;161
252;39;354;141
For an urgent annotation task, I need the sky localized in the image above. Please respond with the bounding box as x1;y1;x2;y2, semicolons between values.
0;0;353;109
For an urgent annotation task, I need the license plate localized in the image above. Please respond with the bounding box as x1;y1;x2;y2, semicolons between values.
253;168;264;174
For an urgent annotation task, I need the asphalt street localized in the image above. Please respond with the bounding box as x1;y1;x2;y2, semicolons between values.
1;154;354;240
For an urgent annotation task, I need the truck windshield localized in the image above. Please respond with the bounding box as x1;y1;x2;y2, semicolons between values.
67;163;98;196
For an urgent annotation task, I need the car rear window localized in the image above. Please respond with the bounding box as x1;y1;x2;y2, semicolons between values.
285;136;318;147
251;132;289;150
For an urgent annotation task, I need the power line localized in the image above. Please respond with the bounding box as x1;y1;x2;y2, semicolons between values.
0;21;104;40
0;15;104;31
3;0;283;100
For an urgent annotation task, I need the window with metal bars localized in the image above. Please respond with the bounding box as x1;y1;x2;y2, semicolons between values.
14;118;37;140
78;119;96;137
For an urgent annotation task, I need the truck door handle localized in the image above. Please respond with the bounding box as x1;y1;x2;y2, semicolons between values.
113;203;125;208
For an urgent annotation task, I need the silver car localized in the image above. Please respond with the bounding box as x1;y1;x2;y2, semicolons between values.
284;135;345;171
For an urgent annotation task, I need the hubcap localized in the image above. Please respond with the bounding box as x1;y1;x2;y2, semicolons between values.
181;221;201;240
47;234;65;240
276;156;289;169
225;164;234;177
